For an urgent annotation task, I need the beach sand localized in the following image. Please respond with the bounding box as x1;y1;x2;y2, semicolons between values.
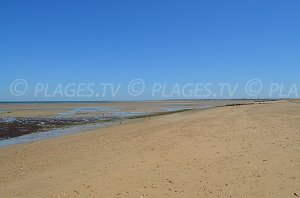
0;100;253;118
0;100;299;197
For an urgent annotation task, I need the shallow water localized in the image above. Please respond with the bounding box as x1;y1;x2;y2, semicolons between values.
0;121;116;147
111;111;150;118
0;102;233;147
0;117;17;123
160;107;193;111
0;110;151;146
56;107;122;117
0;105;212;147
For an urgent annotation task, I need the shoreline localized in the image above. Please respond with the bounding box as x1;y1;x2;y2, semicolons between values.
0;100;259;147
0;100;298;197
0;106;216;148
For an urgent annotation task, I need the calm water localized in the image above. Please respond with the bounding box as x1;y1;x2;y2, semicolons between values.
0;100;257;147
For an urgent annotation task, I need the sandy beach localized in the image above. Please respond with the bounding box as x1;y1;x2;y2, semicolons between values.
2;0;299;197
0;100;252;118
0;100;299;197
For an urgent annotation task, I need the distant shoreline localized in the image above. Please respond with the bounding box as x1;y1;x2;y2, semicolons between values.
0;98;283;104
0;100;299;197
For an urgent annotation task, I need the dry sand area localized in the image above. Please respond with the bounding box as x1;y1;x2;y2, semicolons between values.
0;100;299;197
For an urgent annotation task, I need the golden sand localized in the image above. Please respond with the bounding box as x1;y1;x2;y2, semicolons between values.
0;100;299;197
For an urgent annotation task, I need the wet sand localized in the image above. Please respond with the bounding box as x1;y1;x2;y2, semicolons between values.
0;100;254;117
0;100;257;145
0;100;299;197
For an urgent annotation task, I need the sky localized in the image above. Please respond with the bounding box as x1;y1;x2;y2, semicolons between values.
0;0;299;101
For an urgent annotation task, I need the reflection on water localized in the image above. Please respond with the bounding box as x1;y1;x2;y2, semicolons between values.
56;107;122;117
111;111;149;118
0;117;17;123
0;121;115;147
0;104;218;147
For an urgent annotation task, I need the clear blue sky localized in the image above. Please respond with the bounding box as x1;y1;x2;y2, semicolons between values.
0;0;299;101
